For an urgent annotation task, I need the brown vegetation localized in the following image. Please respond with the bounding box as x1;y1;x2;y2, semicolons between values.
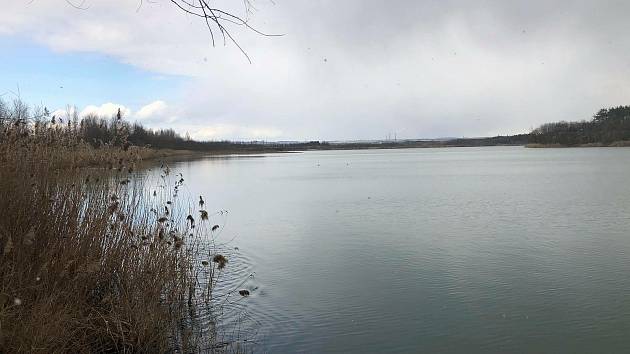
0;100;229;352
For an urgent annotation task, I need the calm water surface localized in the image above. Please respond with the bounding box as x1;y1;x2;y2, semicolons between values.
162;146;630;353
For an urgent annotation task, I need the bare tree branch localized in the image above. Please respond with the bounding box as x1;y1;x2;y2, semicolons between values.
57;0;282;63
65;0;90;10
168;0;282;63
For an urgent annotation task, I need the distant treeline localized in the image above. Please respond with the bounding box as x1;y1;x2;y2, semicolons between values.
74;109;330;152
446;134;530;146
528;106;630;146
5;98;630;151
79;109;531;151
76;109;531;151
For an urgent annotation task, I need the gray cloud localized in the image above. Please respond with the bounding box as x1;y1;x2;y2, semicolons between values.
2;0;630;140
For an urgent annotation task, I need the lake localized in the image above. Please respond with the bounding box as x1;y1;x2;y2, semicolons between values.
159;146;630;353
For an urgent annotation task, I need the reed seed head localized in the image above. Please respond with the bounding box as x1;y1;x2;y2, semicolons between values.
212;254;228;269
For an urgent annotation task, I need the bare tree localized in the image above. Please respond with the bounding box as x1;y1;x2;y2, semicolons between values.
168;0;280;63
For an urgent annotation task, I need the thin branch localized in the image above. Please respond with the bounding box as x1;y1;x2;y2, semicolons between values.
197;0;216;47
58;0;280;63
64;0;90;10
169;0;283;63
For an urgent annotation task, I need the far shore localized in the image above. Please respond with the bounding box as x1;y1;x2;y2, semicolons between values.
148;140;630;159
526;141;630;148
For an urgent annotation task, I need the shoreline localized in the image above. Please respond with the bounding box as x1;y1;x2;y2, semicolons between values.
526;141;630;148
141;140;630;163
146;143;526;159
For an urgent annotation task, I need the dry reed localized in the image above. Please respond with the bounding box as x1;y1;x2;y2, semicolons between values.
0;99;234;353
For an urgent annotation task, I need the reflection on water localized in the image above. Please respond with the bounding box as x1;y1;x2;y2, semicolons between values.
150;146;630;353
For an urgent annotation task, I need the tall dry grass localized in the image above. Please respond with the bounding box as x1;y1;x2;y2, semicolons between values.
0;100;231;352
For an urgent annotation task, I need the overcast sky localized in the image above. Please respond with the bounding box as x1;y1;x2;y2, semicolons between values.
1;0;629;141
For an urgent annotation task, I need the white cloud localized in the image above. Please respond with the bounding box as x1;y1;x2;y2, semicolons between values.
162;123;284;141
245;127;283;140
4;1;630;139
50;106;77;121
185;124;237;141
135;100;168;120
52;100;284;140
58;101;164;123
80;103;131;119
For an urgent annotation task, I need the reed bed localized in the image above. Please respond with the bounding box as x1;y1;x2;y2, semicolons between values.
0;100;237;352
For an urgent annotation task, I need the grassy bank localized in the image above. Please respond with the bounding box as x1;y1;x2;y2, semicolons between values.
0;104;232;352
